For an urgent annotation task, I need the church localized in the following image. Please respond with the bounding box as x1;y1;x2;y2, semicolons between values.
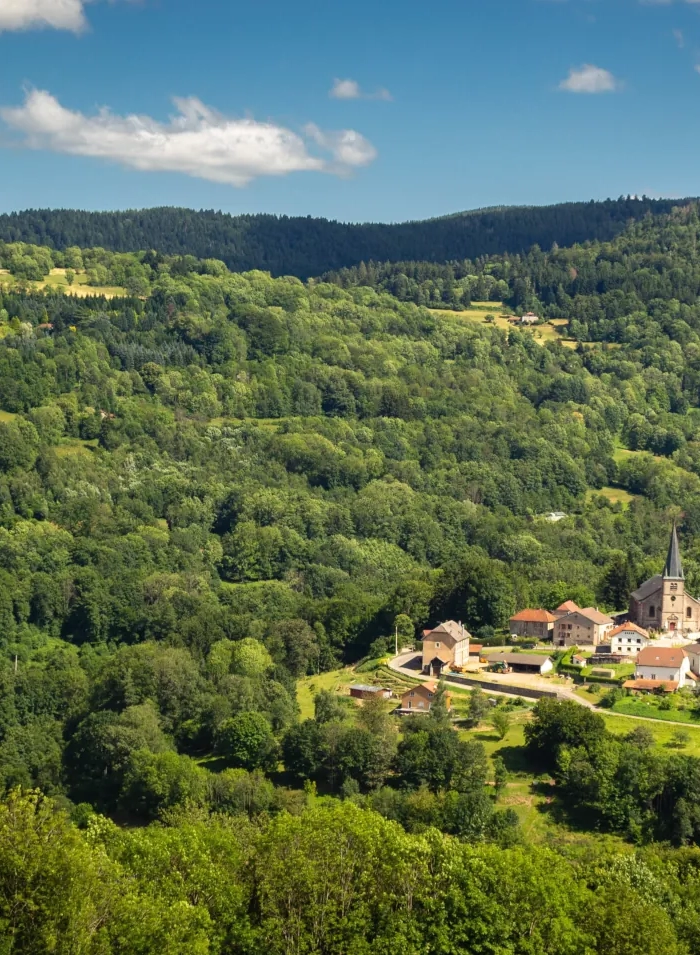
629;525;700;633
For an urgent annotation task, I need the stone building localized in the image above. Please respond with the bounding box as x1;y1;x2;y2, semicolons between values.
629;525;700;633
421;621;470;677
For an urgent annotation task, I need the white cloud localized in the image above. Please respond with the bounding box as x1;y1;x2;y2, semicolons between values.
0;89;378;186
305;123;377;169
559;64;621;93
0;0;89;32
0;0;132;33
673;28;685;47
329;78;393;101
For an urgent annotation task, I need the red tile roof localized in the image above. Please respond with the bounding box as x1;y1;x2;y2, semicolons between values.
637;647;687;668
624;679;678;693
609;622;649;639
510;609;556;623
555;600;580;613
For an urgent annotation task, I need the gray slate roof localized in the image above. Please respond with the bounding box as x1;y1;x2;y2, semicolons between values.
664;524;685;580
631;574;662;602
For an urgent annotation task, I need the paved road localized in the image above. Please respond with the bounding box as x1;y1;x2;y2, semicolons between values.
388;652;697;728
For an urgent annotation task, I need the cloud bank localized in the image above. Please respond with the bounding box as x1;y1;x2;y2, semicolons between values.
0;90;378;186
559;64;621;93
330;78;392;101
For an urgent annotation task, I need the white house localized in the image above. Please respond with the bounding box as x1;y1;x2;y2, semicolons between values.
606;622;651;657
632;646;691;691
684;642;700;677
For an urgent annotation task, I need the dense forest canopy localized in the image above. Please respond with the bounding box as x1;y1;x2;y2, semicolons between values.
7;207;700;953
0;195;692;278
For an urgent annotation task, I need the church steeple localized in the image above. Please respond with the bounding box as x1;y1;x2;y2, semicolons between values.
663;524;685;580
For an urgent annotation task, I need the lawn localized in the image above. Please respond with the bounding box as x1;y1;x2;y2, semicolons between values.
586;486;638;509
610;696;700;726
0;410;16;423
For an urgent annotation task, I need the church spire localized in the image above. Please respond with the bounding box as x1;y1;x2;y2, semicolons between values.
664;523;684;580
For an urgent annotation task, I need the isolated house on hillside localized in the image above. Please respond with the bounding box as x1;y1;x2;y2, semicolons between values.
629;525;700;633
509;608;556;640
400;682;451;713
421;621;470;677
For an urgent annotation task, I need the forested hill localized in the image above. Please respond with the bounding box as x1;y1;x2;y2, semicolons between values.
0;196;691;278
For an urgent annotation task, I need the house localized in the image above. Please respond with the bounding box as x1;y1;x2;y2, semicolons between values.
421;621;470;677
509;608;556;640
520;312;539;324
554;607;614;647
553;600;580;619
629;525;700;632
485;652;554;675
683;642;700;677
571;654;587;667
349;685;392;701
605;622;651;657
632;646;691;690
545;512;567;523
400;682;451;713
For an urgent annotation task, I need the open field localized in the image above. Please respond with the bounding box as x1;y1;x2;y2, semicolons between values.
430;306;579;348
613;446;663;464
0;268;127;299
54;438;99;458
0;410;17;423
586;486;638;508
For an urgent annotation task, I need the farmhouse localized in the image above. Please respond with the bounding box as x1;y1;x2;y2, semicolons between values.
421;621;470;677
554;607;614;647
400;682;451;713
628;525;700;633
509;608;556;640
486;652;553;675
628;646;691;691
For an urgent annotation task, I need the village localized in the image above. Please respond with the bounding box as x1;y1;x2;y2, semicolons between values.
347;525;700;716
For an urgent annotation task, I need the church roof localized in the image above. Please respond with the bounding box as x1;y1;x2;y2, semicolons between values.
664;524;685;580
631;574;662;603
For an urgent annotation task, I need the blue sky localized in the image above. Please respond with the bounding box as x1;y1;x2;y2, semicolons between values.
0;0;699;222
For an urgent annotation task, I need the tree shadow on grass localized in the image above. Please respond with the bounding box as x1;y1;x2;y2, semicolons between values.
496;745;534;774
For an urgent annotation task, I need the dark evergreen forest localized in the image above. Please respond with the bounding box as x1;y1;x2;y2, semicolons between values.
0;195;691;277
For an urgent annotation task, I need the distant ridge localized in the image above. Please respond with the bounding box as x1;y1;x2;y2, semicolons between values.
0;197;694;279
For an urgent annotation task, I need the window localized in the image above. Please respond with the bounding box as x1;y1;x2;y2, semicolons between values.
410;691;414;697
407;701;412;709
568;624;572;630
435;642;440;648
651;674;656;680
671;583;678;592
649;606;655;616
688;607;693;619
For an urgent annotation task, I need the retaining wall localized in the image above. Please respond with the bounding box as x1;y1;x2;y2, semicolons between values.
443;673;561;700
